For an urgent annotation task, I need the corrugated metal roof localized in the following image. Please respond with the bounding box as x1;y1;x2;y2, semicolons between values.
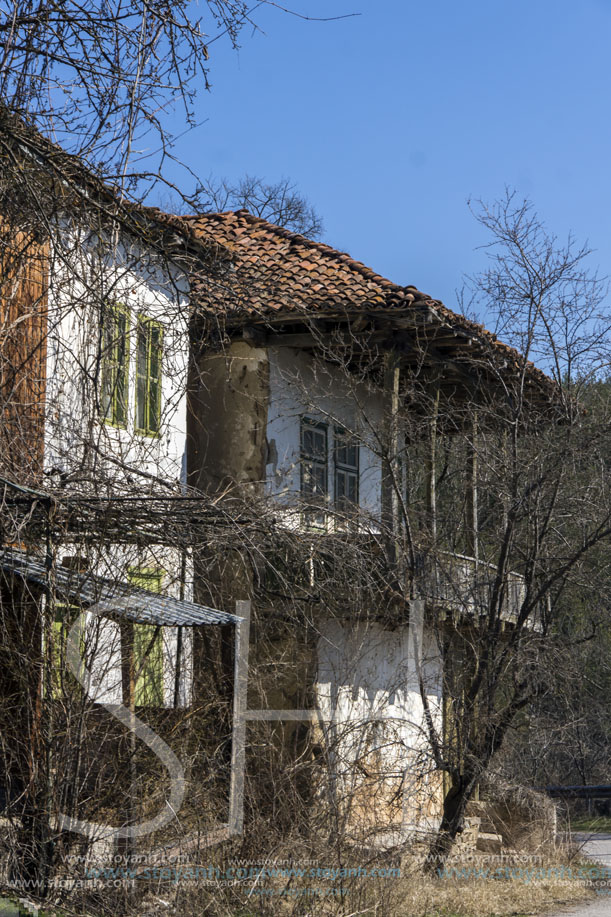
0;548;240;627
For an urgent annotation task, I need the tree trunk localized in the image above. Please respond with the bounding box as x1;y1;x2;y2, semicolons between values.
425;770;478;874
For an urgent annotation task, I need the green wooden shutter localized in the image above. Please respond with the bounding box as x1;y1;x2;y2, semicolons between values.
100;303;129;427
135;316;163;436
128;568;164;707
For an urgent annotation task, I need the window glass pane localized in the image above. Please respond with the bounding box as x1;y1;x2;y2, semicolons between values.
301;420;328;526
302;428;314;457
313;464;327;495
150;324;162;432
335;430;358;471
136;319;148;373
302;422;326;458
334;429;359;510
311;430;325;459
115;328;128;425
302;467;312;493
136;372;147;431
149;325;161;381
100;363;113;420
148;377;161;434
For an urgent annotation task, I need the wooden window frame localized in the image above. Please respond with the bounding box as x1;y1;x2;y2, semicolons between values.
135;314;163;438
334;426;360;514
100;302;130;429
300;418;329;528
128;567;165;707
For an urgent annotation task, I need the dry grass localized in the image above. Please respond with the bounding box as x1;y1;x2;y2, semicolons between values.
148;854;594;917
383;870;592;917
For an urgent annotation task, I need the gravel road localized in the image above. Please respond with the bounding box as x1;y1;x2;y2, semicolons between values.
544;832;611;917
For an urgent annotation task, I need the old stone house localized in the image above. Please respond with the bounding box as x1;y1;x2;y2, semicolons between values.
0;108;554;859
182;209;553;843
0;115;240;873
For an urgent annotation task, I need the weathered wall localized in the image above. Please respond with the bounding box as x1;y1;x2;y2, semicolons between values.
188;341;270;495
266;345;382;517
188;338;447;835
316;617;444;833
44;222;189;488
77;543;193;708
42;222;193;708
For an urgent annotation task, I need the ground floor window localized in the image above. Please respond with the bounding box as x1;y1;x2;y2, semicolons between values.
128;568;165;706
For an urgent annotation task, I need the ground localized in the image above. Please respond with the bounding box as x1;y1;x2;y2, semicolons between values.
541;832;611;917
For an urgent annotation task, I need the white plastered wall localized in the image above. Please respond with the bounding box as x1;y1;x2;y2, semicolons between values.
266;345;382;518
316;618;443;828
43;221;188;486
266;344;444;825
42;219;193;707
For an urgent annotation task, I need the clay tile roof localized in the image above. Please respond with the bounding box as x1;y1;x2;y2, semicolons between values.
182;209;405;319
182;209;554;395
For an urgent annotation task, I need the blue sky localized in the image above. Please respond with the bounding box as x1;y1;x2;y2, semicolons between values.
161;0;611;318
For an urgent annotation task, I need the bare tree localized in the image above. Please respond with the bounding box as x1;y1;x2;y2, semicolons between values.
198;174;324;237
0;1;262;190
4;91;611;915
184;194;611;876
419;193;611;868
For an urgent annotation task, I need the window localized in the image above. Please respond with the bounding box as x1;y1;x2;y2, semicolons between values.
334;427;359;513
135;315;163;436
100;303;129;427
50;602;84;698
99;307;165;436
300;419;328;527
128;568;164;707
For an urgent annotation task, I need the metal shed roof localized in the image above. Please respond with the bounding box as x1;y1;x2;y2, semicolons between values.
0;548;240;626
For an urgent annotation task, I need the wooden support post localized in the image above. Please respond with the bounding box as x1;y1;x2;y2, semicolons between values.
381;350;401;542
465;414;480;801
381;350;403;598
229;600;251;836
173;550;187;708
119;621;136;870
500;427;509;535
465;412;479;563
425;386;440;544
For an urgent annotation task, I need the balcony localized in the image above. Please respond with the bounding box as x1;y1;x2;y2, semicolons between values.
415;550;532;625
260;517;538;628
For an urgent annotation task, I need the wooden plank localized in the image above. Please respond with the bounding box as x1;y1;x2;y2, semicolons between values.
0;222;48;483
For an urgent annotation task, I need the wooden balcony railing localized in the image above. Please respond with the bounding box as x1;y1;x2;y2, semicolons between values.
414;550;530;624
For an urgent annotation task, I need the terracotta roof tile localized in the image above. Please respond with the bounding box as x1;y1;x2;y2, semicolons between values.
182;209;554;395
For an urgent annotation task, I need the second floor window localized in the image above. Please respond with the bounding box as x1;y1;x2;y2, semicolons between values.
335;428;359;512
100;303;129;428
300;419;360;524
135;316;163;436
301;419;328;525
99;306;163;436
